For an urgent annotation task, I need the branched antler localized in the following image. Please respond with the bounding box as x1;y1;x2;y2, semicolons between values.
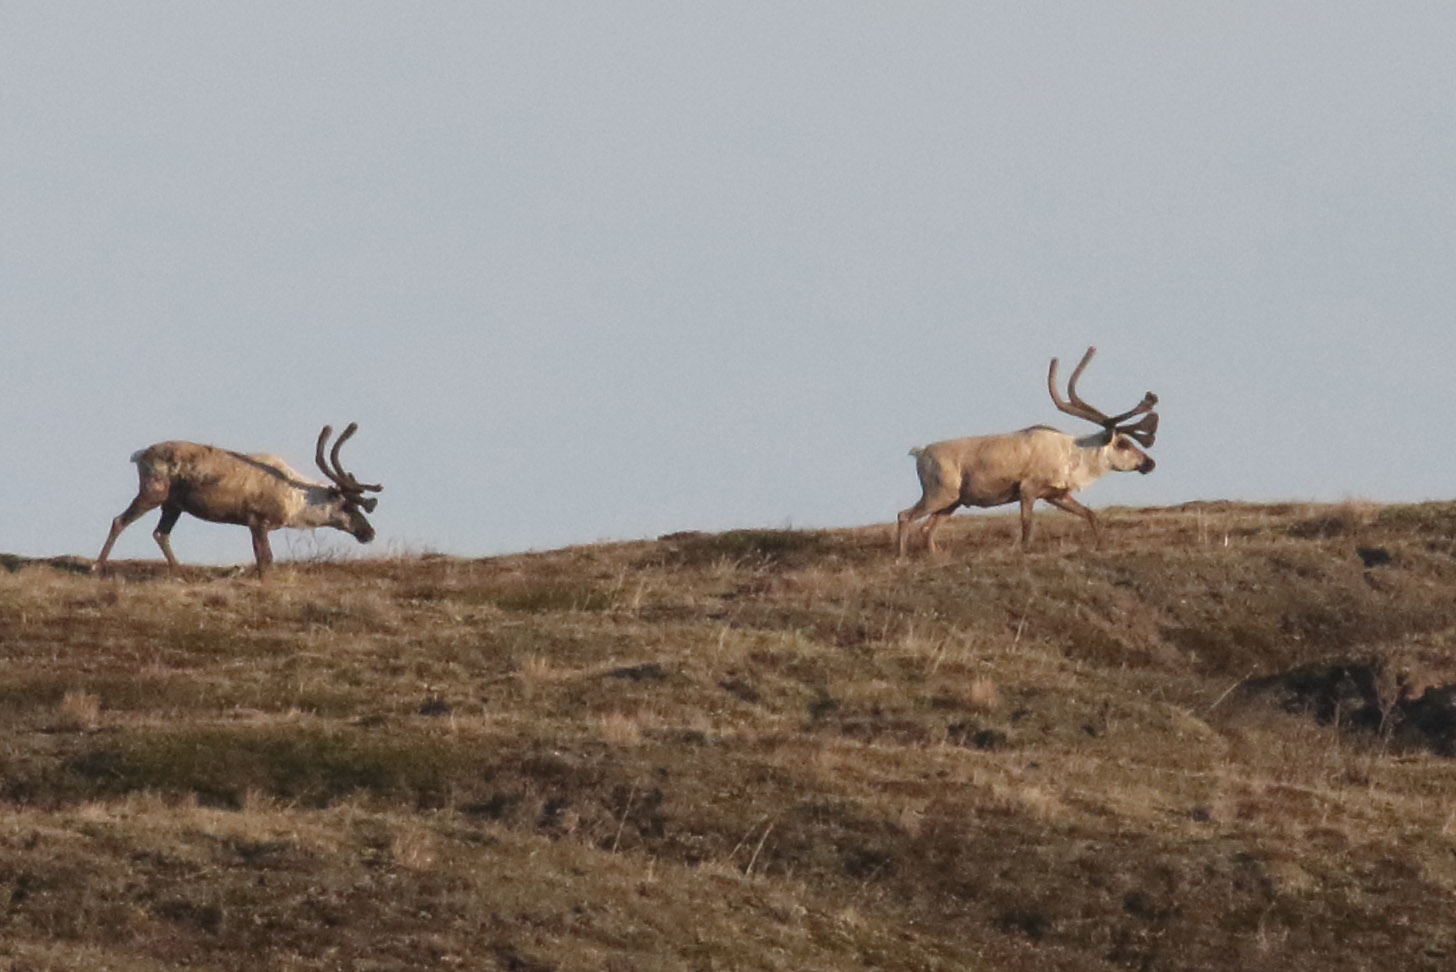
316;424;382;510
1048;347;1158;446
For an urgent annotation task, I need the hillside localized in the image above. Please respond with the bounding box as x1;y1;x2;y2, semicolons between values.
2;500;1456;970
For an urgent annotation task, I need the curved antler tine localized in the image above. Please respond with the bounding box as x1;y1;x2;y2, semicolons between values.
329;422;382;493
328;423;357;482
1051;348;1158;440
1068;346;1096;385
1103;391;1159;428
1048;349;1107;424
1065;347;1110;422
314;425;343;486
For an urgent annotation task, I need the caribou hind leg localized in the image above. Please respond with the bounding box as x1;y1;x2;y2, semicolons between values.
248;520;275;579
920;503;960;556
898;451;962;559
95;481;168;573
898;492;960;558
896;499;931;558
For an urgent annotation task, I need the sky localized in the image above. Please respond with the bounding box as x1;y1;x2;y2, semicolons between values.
5;4;1455;564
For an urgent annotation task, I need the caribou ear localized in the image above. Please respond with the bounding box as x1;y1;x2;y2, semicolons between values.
359;497;379;514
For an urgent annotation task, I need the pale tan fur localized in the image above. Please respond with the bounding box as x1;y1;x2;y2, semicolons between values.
95;429;378;578
897;426;1154;557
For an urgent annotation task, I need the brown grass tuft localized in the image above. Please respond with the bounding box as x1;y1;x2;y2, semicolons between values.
389;825;438;870
59;690;102;730
599;711;645;746
965;677;1000;708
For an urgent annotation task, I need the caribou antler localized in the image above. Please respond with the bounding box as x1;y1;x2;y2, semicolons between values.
1048;347;1158;446
1048;347;1107;424
329;423;382;493
1117;410;1159;447
316;424;382;506
315;425;342;487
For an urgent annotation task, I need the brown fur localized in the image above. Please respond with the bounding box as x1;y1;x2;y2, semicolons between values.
95;432;378;579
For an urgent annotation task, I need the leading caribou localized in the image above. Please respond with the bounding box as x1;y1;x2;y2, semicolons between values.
95;423;382;578
896;348;1158;557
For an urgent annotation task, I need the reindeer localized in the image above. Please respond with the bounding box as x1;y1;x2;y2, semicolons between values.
95;424;382;578
896;348;1158;557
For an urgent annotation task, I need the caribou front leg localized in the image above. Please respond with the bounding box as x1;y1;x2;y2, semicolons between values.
1044;492;1100;546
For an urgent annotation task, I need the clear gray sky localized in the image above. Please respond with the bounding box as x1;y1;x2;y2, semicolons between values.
6;4;1454;563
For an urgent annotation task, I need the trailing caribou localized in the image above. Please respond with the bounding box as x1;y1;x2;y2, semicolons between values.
896;347;1158;557
95;424;382;578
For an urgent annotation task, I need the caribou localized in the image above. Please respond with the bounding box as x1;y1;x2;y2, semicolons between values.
896;348;1158;557
95;423;382;578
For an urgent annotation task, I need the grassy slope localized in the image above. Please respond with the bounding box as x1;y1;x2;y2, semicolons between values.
2;500;1456;970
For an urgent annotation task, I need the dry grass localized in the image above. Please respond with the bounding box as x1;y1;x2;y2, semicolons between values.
58;689;102;730
1;501;1455;969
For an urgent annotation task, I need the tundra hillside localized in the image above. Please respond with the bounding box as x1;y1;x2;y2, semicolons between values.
2;500;1456;971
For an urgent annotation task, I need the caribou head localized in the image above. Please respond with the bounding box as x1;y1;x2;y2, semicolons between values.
1047;346;1159;474
314;423;383;542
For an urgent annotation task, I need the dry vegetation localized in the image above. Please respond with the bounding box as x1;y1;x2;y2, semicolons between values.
3;501;1456;970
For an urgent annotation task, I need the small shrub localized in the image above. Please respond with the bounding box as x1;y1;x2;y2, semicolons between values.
664;529;829;568
607;662;668;682
1377;501;1456;535
489;579;615;612
1288;500;1378;538
0;555;91;575
61;728;478;808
